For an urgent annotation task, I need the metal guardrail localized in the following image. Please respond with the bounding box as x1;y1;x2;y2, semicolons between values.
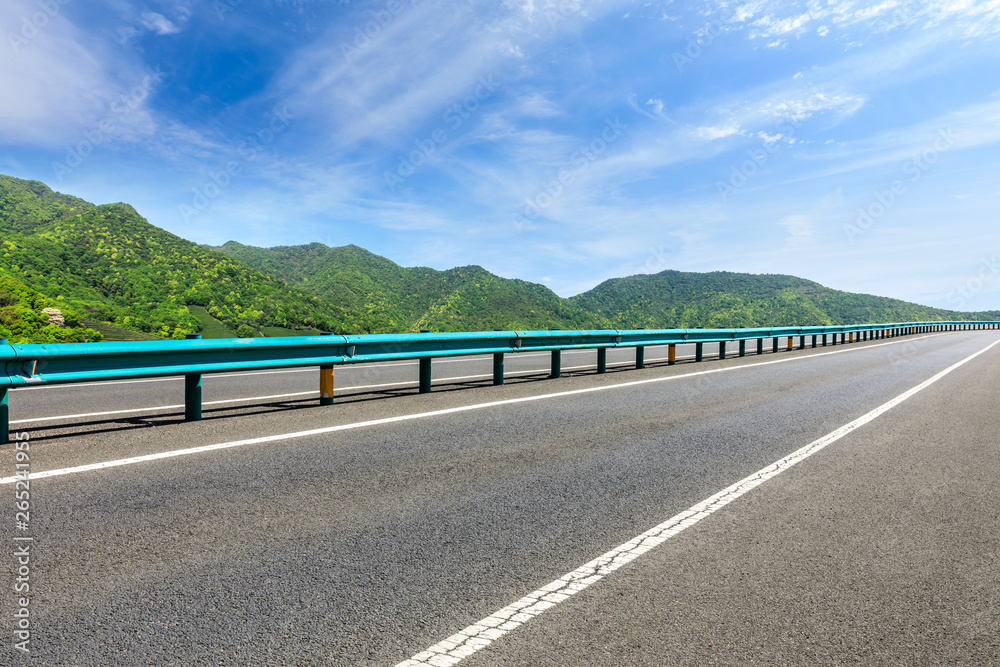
1;321;998;443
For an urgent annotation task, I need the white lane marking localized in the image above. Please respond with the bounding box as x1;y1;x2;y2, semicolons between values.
396;337;1000;666
0;340;908;425
0;332;959;484
9;359;664;425
6;345;689;391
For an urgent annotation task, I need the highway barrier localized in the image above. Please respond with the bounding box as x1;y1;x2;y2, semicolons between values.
2;321;998;443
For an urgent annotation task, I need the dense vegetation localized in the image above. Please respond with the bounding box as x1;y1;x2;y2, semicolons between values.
217;242;607;332
0;175;343;341
2;173;997;344
0;269;103;343
568;270;1000;327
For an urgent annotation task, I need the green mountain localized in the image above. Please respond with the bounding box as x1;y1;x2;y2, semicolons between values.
2;173;997;344
0;175;345;342
568;270;1000;328
215;241;606;333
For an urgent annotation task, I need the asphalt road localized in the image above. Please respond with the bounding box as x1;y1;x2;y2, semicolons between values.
1;331;997;665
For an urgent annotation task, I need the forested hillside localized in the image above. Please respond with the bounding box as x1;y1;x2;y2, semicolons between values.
0;175;343;341
2;173;996;344
569;270;1000;328
216;242;607;332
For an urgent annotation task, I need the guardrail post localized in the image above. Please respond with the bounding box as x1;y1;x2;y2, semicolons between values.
551;349;562;378
757;338;763;355
184;334;203;421
786;336;793;351
718;341;725;360
695;343;703;362
493;353;504;385
636;346;645;369
419;358;432;392
0;338;7;444
319;332;336;406
772;337;779;353
811;335;817;348
0;386;7;446
739;340;746;357
668;344;677;365
419;330;433;392
597;347;607;374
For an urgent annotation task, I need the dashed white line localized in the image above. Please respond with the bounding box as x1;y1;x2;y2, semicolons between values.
396;336;1000;666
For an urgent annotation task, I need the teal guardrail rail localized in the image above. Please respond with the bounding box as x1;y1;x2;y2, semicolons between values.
1;321;998;443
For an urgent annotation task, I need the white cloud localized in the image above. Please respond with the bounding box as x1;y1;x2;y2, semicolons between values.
0;0;158;146
694;125;742;140
140;12;181;35
779;214;815;248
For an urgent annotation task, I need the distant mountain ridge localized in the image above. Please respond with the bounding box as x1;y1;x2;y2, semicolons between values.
215;241;604;333
1;173;996;343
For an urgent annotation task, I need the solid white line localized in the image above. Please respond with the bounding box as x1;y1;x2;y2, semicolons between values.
7;358;684;425
7;346;689;391
0;332;956;484
0;339;909;425
395;337;1000;666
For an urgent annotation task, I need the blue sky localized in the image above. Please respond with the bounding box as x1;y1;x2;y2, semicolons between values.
2;1;1000;310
